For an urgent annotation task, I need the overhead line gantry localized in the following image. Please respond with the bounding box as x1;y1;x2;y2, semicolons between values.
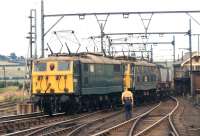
40;0;200;57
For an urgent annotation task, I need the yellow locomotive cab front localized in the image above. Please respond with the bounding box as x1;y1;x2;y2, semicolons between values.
32;60;74;94
123;63;134;91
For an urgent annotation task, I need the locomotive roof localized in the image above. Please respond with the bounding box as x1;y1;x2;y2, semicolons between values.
34;53;121;64
134;61;156;67
35;53;156;66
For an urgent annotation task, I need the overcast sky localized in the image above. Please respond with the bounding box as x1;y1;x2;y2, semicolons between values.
0;0;200;61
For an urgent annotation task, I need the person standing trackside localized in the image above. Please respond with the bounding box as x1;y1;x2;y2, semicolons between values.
121;88;134;120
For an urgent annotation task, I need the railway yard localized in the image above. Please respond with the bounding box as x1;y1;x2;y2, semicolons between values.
0;97;198;136
1;0;200;136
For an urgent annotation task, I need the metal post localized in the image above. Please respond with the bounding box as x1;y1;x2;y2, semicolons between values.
30;11;33;59
29;10;34;95
41;0;44;58
29;11;33;95
150;45;153;62
182;51;183;61
189;19;193;98
172;36;175;86
173;36;175;63
198;35;199;56
34;10;37;58
95;15;109;55
172;36;176;88
100;23;104;53
2;66;6;87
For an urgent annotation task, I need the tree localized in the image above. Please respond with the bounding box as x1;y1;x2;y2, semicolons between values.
10;52;17;60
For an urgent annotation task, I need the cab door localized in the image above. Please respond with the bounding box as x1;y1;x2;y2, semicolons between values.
131;64;135;89
73;60;82;95
122;63;134;91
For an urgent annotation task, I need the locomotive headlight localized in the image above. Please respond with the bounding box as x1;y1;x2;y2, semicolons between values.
50;63;55;71
37;76;43;81
56;75;60;80
73;78;78;82
36;89;41;94
64;88;69;93
50;88;55;93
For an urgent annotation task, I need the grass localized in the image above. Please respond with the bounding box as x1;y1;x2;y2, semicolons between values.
0;86;18;93
0;86;29;102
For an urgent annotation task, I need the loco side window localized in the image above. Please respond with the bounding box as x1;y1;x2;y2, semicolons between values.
114;64;120;72
58;61;70;71
137;76;141;82
90;64;94;72
131;65;134;74
124;64;128;72
84;64;89;72
34;63;47;71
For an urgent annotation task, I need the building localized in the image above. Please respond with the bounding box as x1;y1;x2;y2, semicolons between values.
0;60;26;82
174;52;200;78
173;51;200;95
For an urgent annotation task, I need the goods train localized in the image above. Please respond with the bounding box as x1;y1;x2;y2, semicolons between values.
31;53;171;115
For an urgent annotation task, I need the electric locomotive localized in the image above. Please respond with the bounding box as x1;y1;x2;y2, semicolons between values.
32;53;164;114
32;53;123;114
122;60;159;105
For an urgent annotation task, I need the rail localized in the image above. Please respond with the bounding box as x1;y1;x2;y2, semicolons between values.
91;102;161;136
92;97;179;136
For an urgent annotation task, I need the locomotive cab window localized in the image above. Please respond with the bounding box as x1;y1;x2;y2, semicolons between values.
58;61;70;71
114;64;120;72
34;63;47;71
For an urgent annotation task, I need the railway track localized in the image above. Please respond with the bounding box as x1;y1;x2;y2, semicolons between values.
0;112;43;122
91;97;179;136
0;101;17;116
175;97;200;136
0;112;68;135
66;104;160;136
0;101;16;109
0;107;17;116
24;109;121;136
0;98;180;136
2;110;111;136
26;103;159;136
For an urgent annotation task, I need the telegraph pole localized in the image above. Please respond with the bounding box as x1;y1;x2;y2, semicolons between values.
41;0;44;58
189;19;193;98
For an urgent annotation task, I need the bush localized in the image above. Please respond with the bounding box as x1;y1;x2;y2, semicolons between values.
24;82;30;90
0;81;5;88
18;84;23;90
0;81;23;88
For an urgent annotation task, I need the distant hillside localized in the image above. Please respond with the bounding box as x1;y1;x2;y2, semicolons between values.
0;53;25;65
0;55;9;61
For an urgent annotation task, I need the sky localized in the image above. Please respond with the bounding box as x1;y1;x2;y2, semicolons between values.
0;0;200;61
